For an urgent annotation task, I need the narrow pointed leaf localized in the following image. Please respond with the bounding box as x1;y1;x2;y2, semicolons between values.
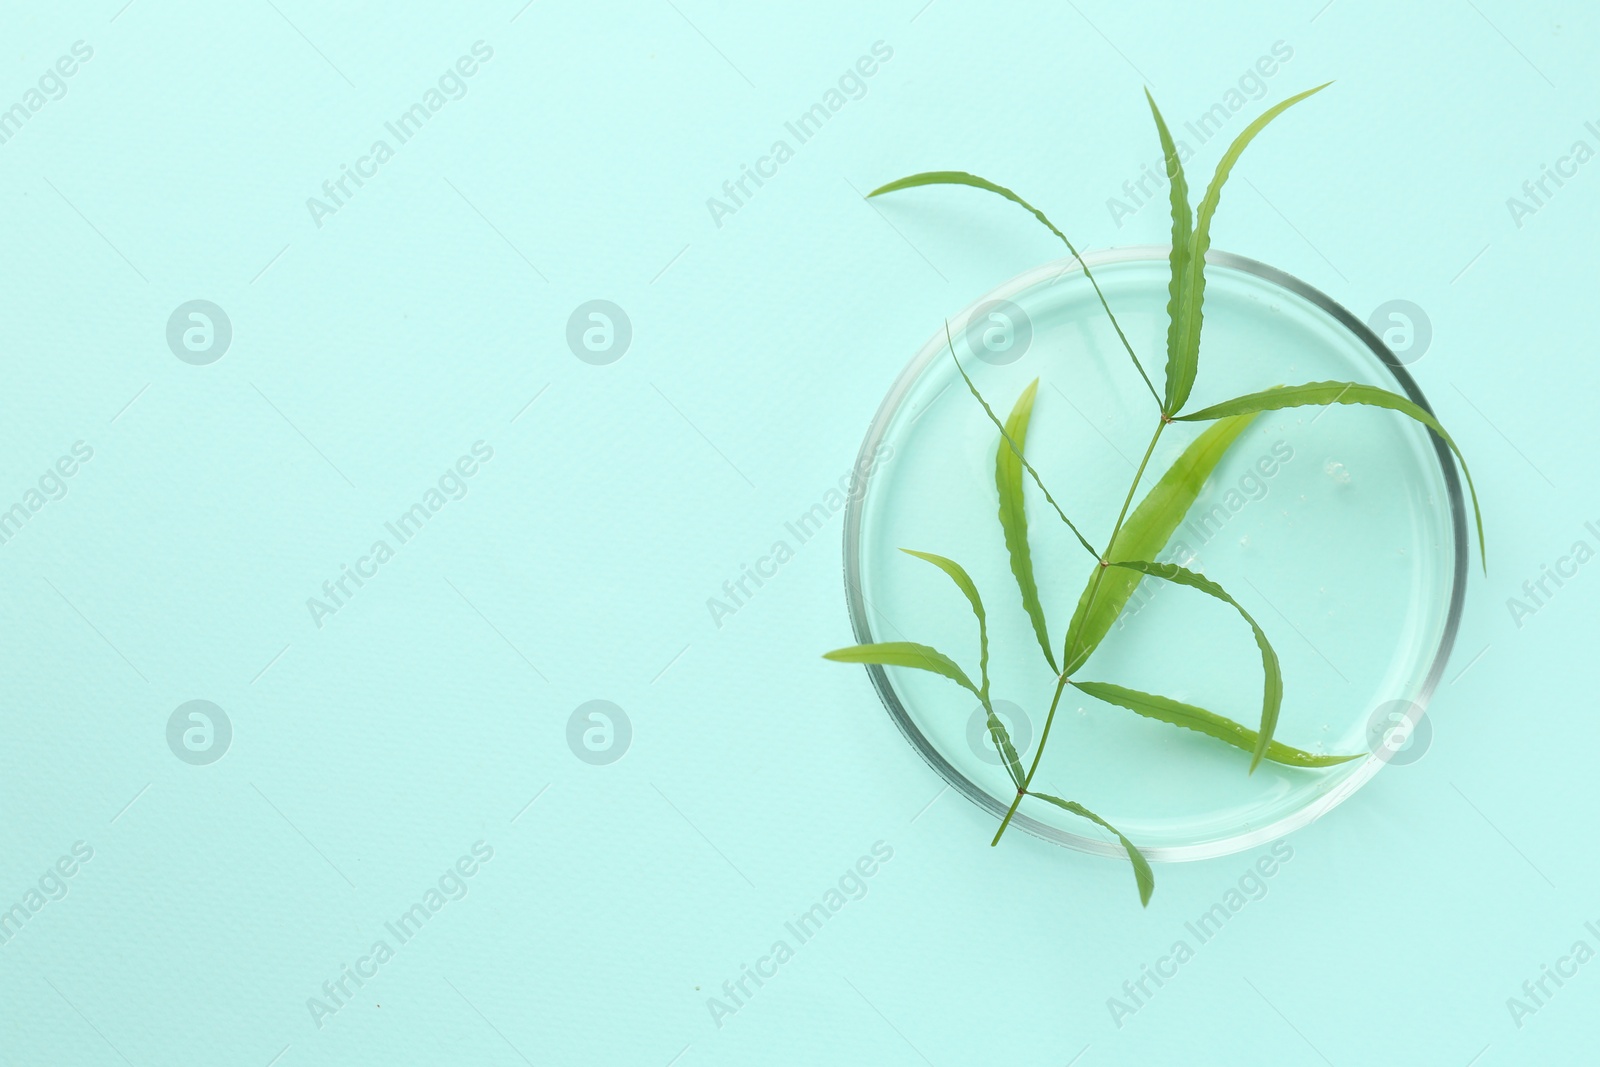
1166;83;1331;415
899;549;990;703
1176;381;1485;571
868;170;1077;250
985;706;1026;790
1062;412;1261;674
1144;90;1196;416
871;173;1158;402
1029;792;1154;906
945;324;1099;559
994;381;1058;673
1072;680;1361;768
888;550;1025;787
1110;560;1283;771
822;642;978;698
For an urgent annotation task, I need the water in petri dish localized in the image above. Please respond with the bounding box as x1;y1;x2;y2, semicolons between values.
846;250;1462;859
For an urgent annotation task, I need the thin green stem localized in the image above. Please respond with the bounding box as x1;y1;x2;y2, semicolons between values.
925;174;1162;408
945;323;1100;561
1062;259;1162;409
991;419;1168;848
1063;419;1166;669
991;795;1024;845
991;670;1071;845
989;190;1159;407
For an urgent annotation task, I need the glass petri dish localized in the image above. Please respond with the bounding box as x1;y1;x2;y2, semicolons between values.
842;247;1466;862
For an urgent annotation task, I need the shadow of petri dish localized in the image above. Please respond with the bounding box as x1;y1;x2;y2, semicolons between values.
842;247;1467;862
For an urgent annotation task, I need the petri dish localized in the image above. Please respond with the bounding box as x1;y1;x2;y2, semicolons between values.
841;247;1467;861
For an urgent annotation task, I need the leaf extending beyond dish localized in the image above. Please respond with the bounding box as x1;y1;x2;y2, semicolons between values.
1029;792;1154;906
1177;381;1484;571
870;171;1158;402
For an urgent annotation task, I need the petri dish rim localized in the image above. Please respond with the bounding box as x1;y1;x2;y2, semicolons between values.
840;246;1468;863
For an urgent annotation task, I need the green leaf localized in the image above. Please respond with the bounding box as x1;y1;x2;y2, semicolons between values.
1062;412;1261;674
869;170;1077;252
822;641;979;698
1071;679;1361;768
1109;560;1283;772
899;549;991;703
1029;792;1154;906
1165;83;1331;415
994;380;1058;674
985;706;1026;791
870;173;1159;404
874;550;1026;787
1143;91;1196;418
944;323;1100;560
1176;381;1485;571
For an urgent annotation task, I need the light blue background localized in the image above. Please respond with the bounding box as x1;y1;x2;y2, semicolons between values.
0;1;1594;1064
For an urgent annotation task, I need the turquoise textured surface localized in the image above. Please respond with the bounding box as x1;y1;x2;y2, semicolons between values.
1;2;1596;1064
